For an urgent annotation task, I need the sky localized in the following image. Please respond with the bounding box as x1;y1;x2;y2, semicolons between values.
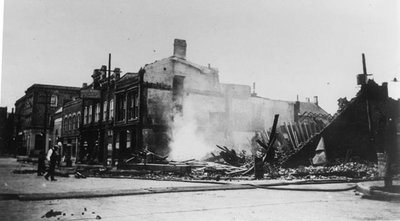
1;0;399;114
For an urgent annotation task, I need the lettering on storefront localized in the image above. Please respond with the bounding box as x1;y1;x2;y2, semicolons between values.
81;89;101;99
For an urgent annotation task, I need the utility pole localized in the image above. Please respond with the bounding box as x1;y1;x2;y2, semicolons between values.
362;53;372;132
43;91;49;153
104;53;111;166
362;53;367;81
107;53;111;120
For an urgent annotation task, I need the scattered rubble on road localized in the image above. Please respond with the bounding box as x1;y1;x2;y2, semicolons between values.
69;157;381;183
41;209;62;218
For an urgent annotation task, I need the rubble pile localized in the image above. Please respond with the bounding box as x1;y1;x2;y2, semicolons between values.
278;162;379;180
203;146;252;167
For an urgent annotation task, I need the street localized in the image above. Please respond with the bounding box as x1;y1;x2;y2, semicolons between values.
1;187;400;221
1;1;400;220
0;158;399;220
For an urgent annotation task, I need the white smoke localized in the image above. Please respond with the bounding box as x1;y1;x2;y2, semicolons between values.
168;98;213;161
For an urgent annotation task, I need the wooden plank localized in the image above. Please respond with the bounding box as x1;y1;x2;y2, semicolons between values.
261;129;270;144
303;123;310;140
297;122;306;142
256;140;268;150
311;122;317;134
267;114;280;147
265;130;270;142
283;122;296;150
282;127;292;147
296;123;305;143
306;123;313;137
310;122;315;134
288;122;298;149
293;130;299;147
292;122;300;143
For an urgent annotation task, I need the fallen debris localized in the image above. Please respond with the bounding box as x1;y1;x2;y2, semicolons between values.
75;172;86;179
215;145;246;167
41;209;62;218
279;162;379;180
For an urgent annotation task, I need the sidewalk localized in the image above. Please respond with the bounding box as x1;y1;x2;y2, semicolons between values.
356;180;400;201
0;157;365;201
1;158;231;200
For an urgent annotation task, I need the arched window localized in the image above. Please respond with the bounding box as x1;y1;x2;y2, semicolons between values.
50;95;58;107
88;105;93;123
103;101;108;120
110;99;114;119
64;116;68;132
72;114;76;130
95;103;100;122
77;112;81;128
68;114;72;131
83;107;88;124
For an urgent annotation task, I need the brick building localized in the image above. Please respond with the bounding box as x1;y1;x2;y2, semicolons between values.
0;107;7;154
80;66;119;164
112;70;142;166
60;98;82;159
107;39;329;163
14;84;80;155
44;39;329;166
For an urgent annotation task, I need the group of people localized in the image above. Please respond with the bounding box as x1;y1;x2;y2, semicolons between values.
37;142;62;181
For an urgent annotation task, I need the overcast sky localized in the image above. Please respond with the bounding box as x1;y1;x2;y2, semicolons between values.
1;0;399;114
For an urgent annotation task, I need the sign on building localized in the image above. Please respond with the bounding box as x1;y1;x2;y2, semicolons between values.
81;89;101;99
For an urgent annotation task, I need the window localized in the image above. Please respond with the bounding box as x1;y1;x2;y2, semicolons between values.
68;114;72;131
116;94;126;121
83;107;88;124
88;105;92;123
127;91;139;120
64;116;68;132
103;101;108;121
72;114;76;130
50;95;58;107
95;103;100;122
110;99;114;119
77;112;81;128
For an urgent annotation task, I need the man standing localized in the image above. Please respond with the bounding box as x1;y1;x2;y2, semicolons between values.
44;142;60;181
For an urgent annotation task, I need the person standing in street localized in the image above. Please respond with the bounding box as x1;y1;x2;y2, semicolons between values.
44;142;60;181
37;150;46;176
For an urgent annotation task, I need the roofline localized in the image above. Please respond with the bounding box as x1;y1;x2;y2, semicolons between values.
250;95;295;103
15;95;27;105
27;84;81;92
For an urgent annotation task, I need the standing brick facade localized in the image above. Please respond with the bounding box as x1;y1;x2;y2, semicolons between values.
14;84;80;155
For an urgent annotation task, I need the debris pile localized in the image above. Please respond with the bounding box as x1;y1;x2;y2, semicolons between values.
279;162;379;180
124;149;169;165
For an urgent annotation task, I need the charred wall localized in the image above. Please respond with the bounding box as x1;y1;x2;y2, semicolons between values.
283;81;399;168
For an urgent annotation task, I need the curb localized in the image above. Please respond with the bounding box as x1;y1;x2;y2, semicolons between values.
17;184;256;201
254;183;356;192
0;193;18;200
356;183;400;201
13;181;362;201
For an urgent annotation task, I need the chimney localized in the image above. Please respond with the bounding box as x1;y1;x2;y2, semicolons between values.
294;100;300;122
173;39;187;59
114;68;121;80
82;83;88;88
114;68;121;75
251;82;257;96
313;96;319;105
